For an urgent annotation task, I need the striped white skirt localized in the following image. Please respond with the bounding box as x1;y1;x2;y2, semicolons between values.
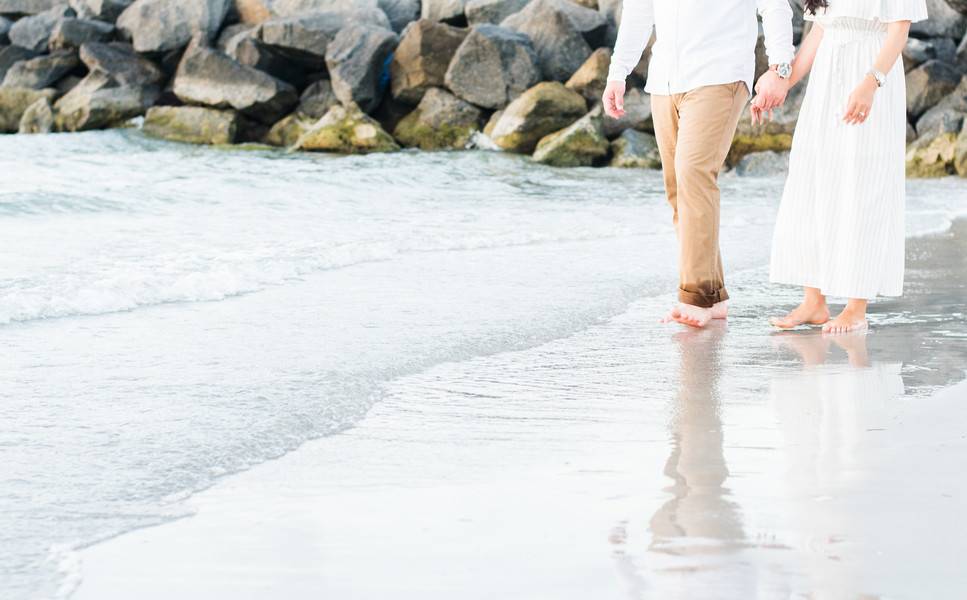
770;17;907;300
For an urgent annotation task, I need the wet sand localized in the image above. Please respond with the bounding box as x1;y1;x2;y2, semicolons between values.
74;221;967;600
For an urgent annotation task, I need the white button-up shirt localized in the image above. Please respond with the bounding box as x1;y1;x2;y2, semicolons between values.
608;0;796;96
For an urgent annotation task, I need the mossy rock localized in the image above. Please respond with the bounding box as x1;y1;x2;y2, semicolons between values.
955;128;967;177
393;87;483;150
18;96;54;134
490;81;587;153
727;133;793;166
143;106;240;145
906;131;958;178
0;86;57;132
265;113;315;148
532;107;608;167
609;128;660;169
293;103;399;154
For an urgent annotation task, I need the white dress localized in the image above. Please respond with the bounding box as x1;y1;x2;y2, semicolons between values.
769;0;928;300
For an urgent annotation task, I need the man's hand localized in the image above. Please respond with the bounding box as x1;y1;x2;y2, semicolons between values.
603;81;626;119
754;69;790;111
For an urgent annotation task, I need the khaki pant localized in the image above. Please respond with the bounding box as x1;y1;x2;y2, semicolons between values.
651;82;749;308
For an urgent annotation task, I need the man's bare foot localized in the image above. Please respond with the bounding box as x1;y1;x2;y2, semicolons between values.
711;300;728;320
769;302;830;330
661;302;714;328
822;308;868;335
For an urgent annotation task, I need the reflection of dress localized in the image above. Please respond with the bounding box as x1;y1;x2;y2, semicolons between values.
770;1;928;299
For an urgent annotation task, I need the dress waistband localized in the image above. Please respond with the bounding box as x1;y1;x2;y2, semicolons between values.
820;16;889;43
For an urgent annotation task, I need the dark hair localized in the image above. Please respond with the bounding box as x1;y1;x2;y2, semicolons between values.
803;0;828;14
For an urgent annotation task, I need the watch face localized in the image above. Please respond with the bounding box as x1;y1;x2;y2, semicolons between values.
778;64;792;78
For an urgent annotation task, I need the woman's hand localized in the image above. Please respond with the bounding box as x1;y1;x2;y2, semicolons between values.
603;81;627;119
844;76;877;125
750;94;773;126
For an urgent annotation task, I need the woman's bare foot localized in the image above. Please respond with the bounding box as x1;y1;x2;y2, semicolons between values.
661;302;714;328
822;309;868;335
769;302;830;330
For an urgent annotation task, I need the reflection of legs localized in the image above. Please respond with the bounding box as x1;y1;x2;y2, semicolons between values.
771;286;830;330
771;330;831;367
829;330;870;367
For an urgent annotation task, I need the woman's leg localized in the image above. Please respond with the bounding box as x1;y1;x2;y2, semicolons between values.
823;298;869;334
769;287;830;329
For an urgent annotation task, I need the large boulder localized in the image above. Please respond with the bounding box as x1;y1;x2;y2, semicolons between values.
734;150;790;176
173;42;298;124
235;0;387;23
444;23;540;109
324;22;398;113
393;86;483;149
292;102;400;153
465;0;527;25
378;0;420;32
1;49;77;89
264;111;313;146
53;70;156;130
0;45;38;82
18;95;54;133
601;86;652;138
906;60;962;118
565;47;608;103
421;0;466;24
0;86;56;131
489;80;587;152
501;0;592;82
609;128;660;168
390;19;467;104
903;37;938;72
915;77;967;135
143;105;240;144
0;0;68;13
911;0;966;39
48;17;114;51
532;105;608;167
8;6;73;53
255;12;344;69
68;0;134;21
906;113;961;177
116;0;230;53
79;42;164;87
297;78;337;117
0;16;11;44
515;0;607;46
225;27;308;86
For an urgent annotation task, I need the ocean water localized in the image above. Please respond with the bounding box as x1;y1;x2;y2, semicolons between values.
1;130;965;599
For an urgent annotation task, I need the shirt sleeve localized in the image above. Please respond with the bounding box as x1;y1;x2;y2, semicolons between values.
757;0;796;66
607;0;655;83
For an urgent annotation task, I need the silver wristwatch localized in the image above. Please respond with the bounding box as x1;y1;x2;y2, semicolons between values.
774;63;792;79
867;68;886;87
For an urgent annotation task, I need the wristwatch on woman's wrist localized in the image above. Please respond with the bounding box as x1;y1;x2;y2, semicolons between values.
867;69;886;87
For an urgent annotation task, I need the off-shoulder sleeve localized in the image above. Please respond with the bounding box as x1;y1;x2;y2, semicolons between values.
802;0;928;23
878;0;929;22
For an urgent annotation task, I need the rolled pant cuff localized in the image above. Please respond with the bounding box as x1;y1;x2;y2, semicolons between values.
678;287;729;309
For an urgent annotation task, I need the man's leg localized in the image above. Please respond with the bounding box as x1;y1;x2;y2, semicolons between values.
650;93;681;227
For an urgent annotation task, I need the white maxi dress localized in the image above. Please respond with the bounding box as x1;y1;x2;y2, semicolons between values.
769;0;928;300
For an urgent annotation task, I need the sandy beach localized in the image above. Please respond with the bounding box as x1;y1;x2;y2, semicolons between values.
72;221;967;600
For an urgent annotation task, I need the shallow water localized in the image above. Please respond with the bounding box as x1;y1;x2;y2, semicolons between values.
1;130;965;599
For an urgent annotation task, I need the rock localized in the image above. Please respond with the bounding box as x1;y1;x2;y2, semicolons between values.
928;36;959;65
609;128;659;168
907;121;917;144
522;0;607;47
79;42;164;87
48;17;113;51
906;129;959;177
911;0;967;39
216;23;252;52
53;70;156;130
501;0;596;81
17;95;54;132
173;42;298;124
734;150;790;176
444;23;540;109
68;0;134;21
906;60;962;118
916;77;967;135
8;6;72;53
957;31;967;68
236;0;387;23
393;87;483;149
325;22;398;113
601;86;651;138
297;78;337;118
0;17;11;45
55;72;81;93
225;27;308;86
955;126;967;176
489;80;587;152
598;0;620;47
421;0;466;24
143;104;240;144
482;107;500;135
465;0;527;25
0;0;68;14
0;45;37;82
390;19;467;104
0;86;56;131
903;37;937;72
729;81;806;164
264;110;313;146
292;102;400;153
1;50;77;89
378;0;420;32
255;12;344;69
565;47;608;103
532;105;608;167
947;0;967;14
117;0;230;53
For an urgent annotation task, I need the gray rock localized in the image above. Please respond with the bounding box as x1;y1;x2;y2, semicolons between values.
532;105;609;167
390;18;467;104
501;0;591;82
117;0;230;53
906;59;962;118
490;80;587;152
216;23;253;52
256;12;344;69
53;70;155;130
292;101;400;153
378;0;420;32
597;0;620;47
235;0;391;26
444;23;540;109
297;78;337;118
734;150;790;176
55;71;81;93
609;128;660;168
9;6;73;53
0;45;37;82
523;0;607;47
325;22;398;113
48;17;114;51
421;0;465;24
915;77;967;135
1;50;77;89
565;46;608;103
264;111;313;146
68;0;133;21
958;31;967;68
911;0;967;39
393;86;484;149
143;104;240;144
173;42;298;123
601;86;651;138
0;85;56;131
17;95;54;132
465;0;527;25
225;27;308;86
903;37;936;72
0;0;68;15
0;16;11;45
79;42;164;87
947;0;967;14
